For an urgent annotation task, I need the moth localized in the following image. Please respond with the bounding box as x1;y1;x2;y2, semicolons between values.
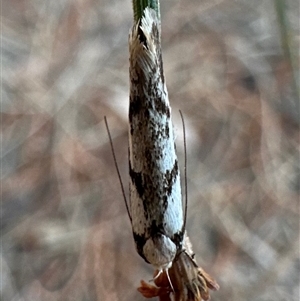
105;4;219;300
128;7;184;274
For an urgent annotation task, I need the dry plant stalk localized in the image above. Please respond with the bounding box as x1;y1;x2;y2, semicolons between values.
130;1;219;300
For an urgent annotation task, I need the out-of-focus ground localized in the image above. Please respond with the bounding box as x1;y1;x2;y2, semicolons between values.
1;0;299;300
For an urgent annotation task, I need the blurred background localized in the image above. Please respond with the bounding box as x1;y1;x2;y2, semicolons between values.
1;0;299;300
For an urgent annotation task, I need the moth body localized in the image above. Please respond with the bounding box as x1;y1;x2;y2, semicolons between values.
128;8;184;271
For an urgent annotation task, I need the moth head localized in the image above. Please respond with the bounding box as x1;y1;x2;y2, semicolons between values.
143;233;177;270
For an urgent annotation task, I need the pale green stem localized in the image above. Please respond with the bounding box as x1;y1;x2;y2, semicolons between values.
132;0;160;22
274;0;299;99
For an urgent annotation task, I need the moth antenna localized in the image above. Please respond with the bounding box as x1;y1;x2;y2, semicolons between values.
179;110;188;233
104;116;132;221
